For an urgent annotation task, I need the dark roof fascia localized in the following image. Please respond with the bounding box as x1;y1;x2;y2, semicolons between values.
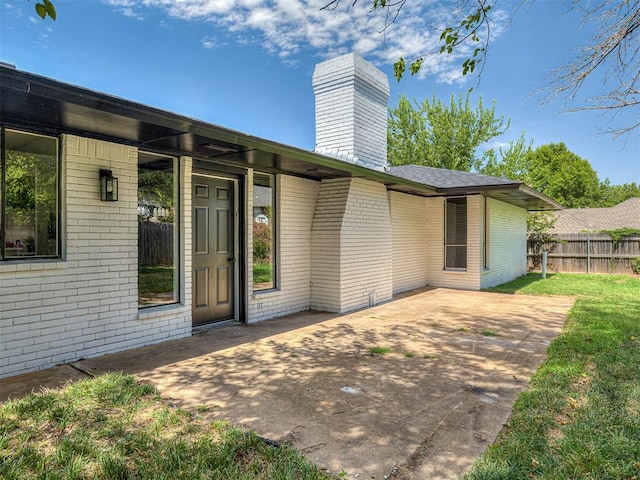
2;66;256;147
433;183;563;211
1;65;438;195
0;66;561;211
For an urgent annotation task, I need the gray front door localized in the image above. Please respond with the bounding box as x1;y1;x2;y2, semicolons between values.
192;176;235;326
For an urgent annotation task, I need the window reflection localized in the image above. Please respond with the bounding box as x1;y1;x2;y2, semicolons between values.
2;130;58;260
138;152;178;307
253;173;275;291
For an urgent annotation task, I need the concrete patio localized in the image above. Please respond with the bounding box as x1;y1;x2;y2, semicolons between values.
0;287;574;479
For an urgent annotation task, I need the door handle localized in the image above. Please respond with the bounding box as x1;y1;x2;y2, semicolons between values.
228;257;235;263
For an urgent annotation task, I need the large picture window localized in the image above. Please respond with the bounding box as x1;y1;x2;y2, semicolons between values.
253;172;276;291
445;197;467;269
1;129;59;260
138;152;179;307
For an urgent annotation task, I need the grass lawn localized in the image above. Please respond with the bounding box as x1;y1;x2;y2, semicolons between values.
253;263;273;285
0;373;334;480
138;266;174;294
464;273;640;480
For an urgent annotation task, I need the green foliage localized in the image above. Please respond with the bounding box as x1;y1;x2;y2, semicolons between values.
394;4;491;81
599;228;640;249
253;263;273;284
138;169;175;223
482;141;603;208
253;221;272;264
138;266;174;294
597;180;640;207
387;93;508;171
481;329;499;337
5;151;57;224
525;143;601;208
34;0;56;20
480;133;533;182
631;257;640;275
527;212;558;243
367;346;391;356
527;212;559;269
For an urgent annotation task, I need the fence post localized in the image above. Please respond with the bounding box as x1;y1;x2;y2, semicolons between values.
586;233;591;274
541;250;548;279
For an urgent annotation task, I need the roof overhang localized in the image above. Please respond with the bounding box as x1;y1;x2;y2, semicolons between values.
429;183;563;211
0;65;437;196
0;65;560;211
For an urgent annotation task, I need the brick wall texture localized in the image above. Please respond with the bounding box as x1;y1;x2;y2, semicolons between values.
0;135;528;379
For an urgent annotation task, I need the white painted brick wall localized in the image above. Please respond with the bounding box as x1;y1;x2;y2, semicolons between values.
247;174;320;322
313;53;390;170
481;198;528;289
311;178;393;312
389;192;428;294
0;136;191;379
425;195;482;291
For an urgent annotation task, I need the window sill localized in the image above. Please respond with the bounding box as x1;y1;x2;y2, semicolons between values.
443;268;467;273
138;302;186;319
251;288;281;298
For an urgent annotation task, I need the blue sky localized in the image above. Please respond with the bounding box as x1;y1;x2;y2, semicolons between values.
1;0;638;185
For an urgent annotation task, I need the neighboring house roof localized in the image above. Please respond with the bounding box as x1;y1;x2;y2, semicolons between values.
0;64;560;211
551;198;640;234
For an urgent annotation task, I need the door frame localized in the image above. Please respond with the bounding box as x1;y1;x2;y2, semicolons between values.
191;172;243;325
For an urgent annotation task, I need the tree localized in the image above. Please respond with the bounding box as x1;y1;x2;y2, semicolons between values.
598;180;640;207
323;0;640;136
526;211;559;269
526;143;602;208
387;93;508;171
481;132;534;182
482;142;602;208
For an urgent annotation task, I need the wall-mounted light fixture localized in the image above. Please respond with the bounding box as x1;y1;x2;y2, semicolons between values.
99;169;118;202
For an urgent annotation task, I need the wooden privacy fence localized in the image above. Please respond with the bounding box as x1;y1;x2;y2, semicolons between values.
139;222;173;266
528;233;640;274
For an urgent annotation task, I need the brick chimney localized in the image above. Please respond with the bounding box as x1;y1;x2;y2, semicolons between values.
312;53;390;172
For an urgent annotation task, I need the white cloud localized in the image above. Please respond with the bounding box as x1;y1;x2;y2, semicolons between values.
102;0;510;84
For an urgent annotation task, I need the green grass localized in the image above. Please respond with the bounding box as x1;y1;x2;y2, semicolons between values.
464;273;640;480
367;346;392;356
253;263;273;284
0;373;334;480
138;266;174;294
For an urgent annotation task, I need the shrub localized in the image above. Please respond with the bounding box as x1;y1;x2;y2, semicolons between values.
253;222;272;263
632;257;640;275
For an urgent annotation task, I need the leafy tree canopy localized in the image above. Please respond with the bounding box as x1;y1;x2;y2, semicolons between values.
480;142;603;208
525;143;601;208
598;180;640;207
387;93;508;171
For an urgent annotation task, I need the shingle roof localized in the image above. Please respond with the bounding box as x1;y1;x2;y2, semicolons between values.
551;197;640;233
388;164;517;189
